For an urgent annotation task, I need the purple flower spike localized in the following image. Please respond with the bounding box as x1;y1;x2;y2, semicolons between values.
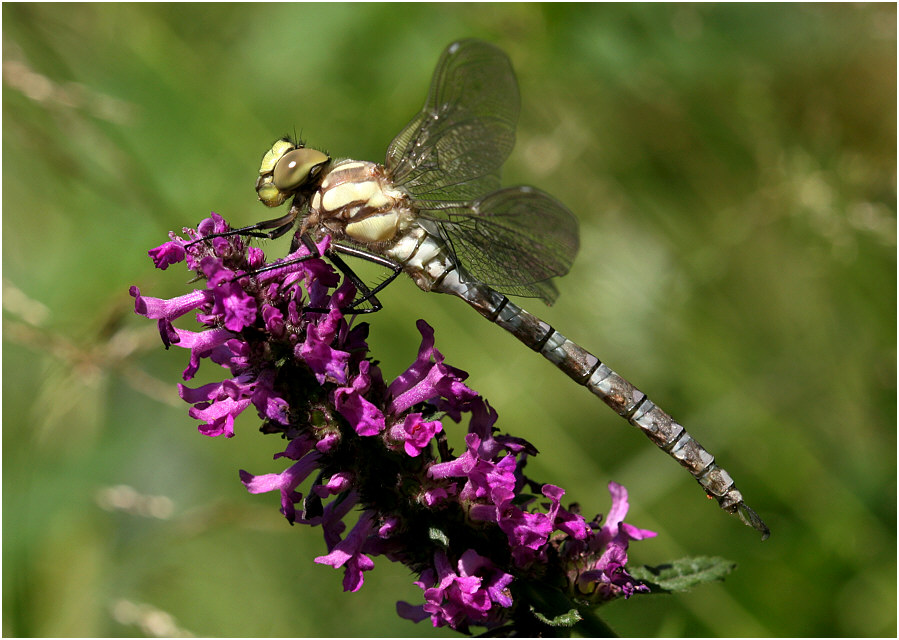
134;213;663;636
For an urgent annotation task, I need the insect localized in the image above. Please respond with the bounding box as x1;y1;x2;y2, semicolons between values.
213;39;768;538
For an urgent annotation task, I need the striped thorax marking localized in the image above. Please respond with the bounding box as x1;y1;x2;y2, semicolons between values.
310;160;413;245
307;160;461;295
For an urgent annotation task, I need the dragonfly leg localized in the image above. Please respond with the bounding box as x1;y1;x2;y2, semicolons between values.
230;236;323;278
303;242;405;315
192;232;322;287
185;208;299;249
333;244;404;310
190;219;403;316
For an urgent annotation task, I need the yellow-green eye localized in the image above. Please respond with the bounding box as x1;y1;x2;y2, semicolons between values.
272;148;329;191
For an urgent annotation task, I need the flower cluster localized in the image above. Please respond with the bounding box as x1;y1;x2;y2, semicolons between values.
131;213;656;635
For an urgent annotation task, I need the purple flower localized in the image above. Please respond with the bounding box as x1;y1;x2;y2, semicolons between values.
313;471;354;498
563;482;657;602
398;550;514;630
315;510;377;592
317;490;359;548
332;360;386;436
299;309;352;385
387;413;443;457
386;320;477;418
240;452;321;524
133;213;659;635
148;241;186;269
211;279;257;332
430;431;588;567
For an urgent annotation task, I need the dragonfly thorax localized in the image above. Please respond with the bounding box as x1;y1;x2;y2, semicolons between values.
305;159;416;247
302;158;461;297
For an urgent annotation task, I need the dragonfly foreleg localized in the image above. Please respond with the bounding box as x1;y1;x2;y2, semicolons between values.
204;234;382;314
184;208;299;249
198;229;403;315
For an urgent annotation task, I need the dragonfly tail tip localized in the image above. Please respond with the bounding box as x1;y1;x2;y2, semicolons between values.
738;503;770;540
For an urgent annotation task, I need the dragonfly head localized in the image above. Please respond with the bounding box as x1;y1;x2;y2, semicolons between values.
256;138;330;207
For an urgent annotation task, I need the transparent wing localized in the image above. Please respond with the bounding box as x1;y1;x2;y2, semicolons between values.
385;39;520;202
421;187;580;305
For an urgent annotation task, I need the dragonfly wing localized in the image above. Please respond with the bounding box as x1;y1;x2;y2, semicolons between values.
419;186;580;305
386;39;519;202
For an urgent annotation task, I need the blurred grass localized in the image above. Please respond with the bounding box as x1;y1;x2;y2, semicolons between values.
3;3;895;637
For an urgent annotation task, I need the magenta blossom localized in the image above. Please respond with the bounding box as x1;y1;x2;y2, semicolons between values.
132;213;662;636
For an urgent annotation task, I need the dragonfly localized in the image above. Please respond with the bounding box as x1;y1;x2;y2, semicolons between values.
210;39;768;538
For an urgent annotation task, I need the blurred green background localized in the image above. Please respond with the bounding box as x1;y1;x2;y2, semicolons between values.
3;3;895;637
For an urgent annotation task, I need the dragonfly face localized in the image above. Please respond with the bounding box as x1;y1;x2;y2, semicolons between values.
256;139;330;208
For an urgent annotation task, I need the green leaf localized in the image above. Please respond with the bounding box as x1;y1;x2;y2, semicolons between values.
530;606;582;628
427;527;449;548
629;556;737;593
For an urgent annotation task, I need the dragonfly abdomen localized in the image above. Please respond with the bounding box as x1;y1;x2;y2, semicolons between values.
440;279;770;538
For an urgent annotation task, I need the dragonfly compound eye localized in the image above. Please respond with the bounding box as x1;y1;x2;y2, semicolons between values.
273;148;330;192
